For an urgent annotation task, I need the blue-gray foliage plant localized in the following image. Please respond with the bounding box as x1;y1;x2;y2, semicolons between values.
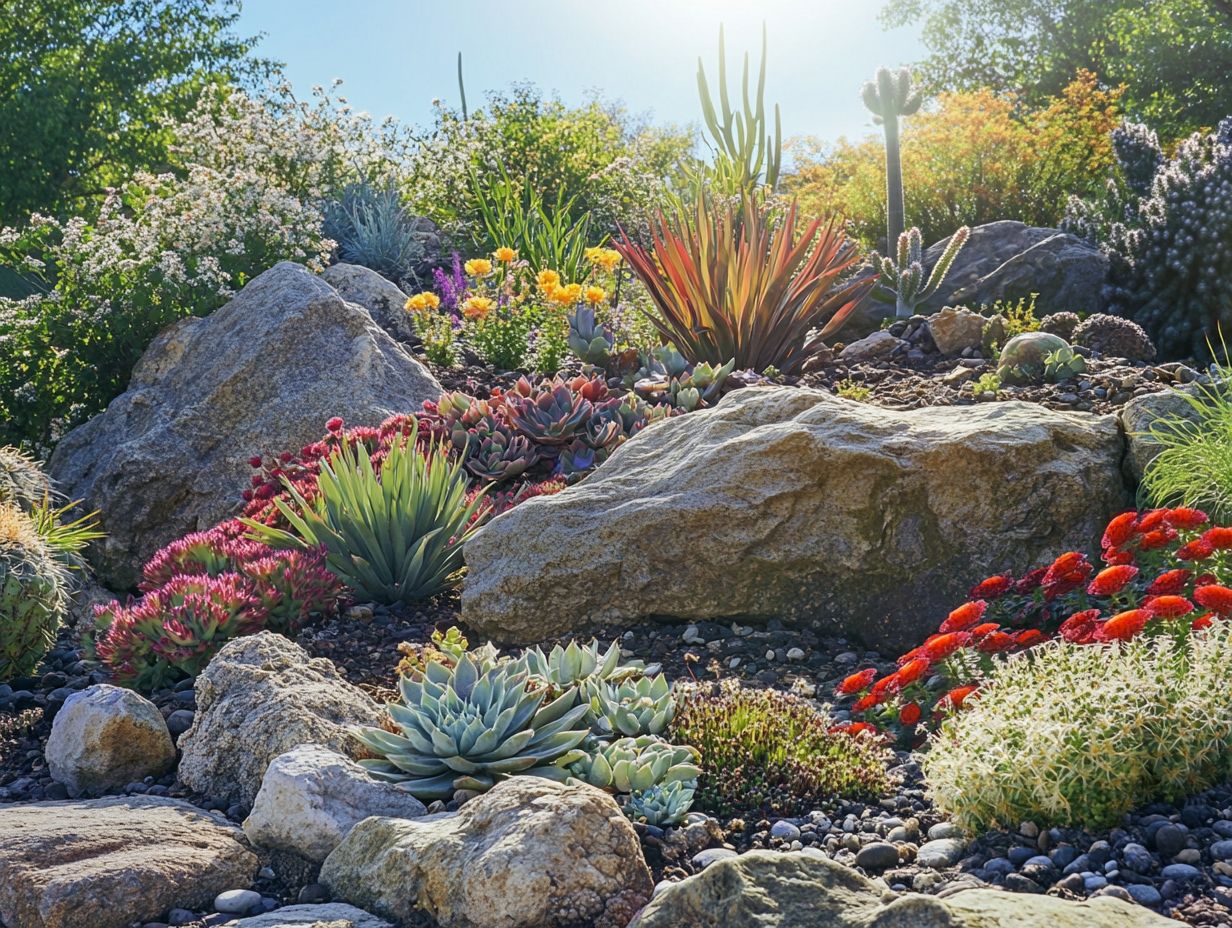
1064;118;1232;359
324;181;436;287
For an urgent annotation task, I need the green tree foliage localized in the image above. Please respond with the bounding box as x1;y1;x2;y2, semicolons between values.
0;0;272;225
882;0;1232;139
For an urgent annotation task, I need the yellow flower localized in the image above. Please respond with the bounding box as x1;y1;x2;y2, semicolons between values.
584;285;607;304
462;296;495;320
584;246;605;263
404;292;441;313
537;269;561;292
594;248;622;271
493;246;517;263
552;282;584;305
464;258;493;277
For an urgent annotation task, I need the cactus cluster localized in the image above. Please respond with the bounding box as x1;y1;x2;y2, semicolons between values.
995;331;1078;386
1064;118;1232;359
1038;311;1081;342
0;504;69;683
873;226;970;319
1072;313;1156;362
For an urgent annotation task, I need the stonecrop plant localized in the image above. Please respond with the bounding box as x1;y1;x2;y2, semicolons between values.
924;626;1232;831
836;507;1232;744
669;679;890;818
90;522;344;690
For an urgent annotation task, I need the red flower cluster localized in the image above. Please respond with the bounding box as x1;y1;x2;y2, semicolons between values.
837;507;1232;741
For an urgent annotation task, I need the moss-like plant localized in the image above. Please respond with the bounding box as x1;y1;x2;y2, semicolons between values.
669;679;890;818
923;628;1232;831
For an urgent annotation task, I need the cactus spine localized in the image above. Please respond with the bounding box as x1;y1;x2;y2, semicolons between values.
862;67;923;251
0;504;68;682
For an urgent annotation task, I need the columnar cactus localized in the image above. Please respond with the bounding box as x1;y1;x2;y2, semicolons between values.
874;226;970;318
0;505;68;682
862;66;924;250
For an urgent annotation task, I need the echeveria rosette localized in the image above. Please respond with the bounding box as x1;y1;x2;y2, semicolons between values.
838;507;1232;743
356;653;592;799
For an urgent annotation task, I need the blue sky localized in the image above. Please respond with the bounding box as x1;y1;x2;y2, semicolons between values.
237;0;925;147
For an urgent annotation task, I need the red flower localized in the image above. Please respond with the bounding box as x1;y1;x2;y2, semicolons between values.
1192;613;1216;631
1136;509;1168;532
1015;568;1048;594
836;668;877;696
1177;538;1215;561
970;575;1014;599
896;645;927;667
326;416;345;432
940;600;988;633
1041;552;1093;599
1102;511;1141;550
1165;508;1209;529
1197;573;1219;586
1098;609;1150;641
248;455;263;469
1014;629;1047;648
898;702;923;726
833;721;877;737
1059;608;1102;644
1194;584;1232;615
1145;595;1194;618
970;622;1001;638
871;674;903;699
977;631;1016;653
923;632;971;662
852;694;879;713
1138;528;1178;551
1087;565;1139;597
896;658;932;686
1201;527;1232;550
1148;569;1193;596
937;685;978;711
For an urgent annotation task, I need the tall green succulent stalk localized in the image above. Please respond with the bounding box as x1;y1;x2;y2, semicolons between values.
862;67;923;251
697;24;782;194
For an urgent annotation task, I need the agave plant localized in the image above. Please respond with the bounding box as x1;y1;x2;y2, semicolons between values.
567;735;700;795
243;420;490;604
357;653;592;799
625;780;697;826
589;673;676;737
615;195;876;373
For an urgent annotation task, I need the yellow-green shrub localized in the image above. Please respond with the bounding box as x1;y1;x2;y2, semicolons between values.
786;72;1123;248
923;627;1232;831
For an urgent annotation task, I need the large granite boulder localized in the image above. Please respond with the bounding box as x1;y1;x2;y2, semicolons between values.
178;633;383;807
244;744;428;862
1119;385;1204;483
0;796;257;928
629;851;1176;927
44;684;175;797
322;263;416;345
49;261;442;589
920;221;1108;315
321;777;653;928
462;387;1130;650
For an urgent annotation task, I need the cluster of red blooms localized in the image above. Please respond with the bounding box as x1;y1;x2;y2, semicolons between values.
90;523;346;690
240;411;566;532
834;508;1232;742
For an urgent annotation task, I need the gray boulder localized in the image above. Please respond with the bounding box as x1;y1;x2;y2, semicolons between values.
462;387;1130;651
921;221;1108;315
49;261;441;588
45;684;175;797
323;263;416;345
629;851;1176;927
177;633;383;807
0;796;256;928
1120;385;1204;483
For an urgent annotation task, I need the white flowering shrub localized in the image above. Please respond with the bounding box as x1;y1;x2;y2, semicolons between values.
0;82;407;450
923;625;1232;831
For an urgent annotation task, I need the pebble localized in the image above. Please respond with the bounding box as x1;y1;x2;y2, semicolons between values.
1211;839;1232;860
213;889;261;914
854;842;900;871
1152;823;1187;858
916;838;966;869
770;820;801;841
1122;842;1154;873
926;822;963;841
1160;863;1202;882
692;848;738;869
1126;884;1163;907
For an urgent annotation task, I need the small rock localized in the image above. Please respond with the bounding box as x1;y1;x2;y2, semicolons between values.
854;843;899;871
1126;884;1163;907
917;837;966;869
215;889;262;914
1152;823;1187;859
693;847;740;869
1160;863;1201;882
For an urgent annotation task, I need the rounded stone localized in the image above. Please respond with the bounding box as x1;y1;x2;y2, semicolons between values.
214;888;261;914
854;842;899;872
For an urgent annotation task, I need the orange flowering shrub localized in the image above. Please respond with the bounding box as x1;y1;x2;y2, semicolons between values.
787;72;1123;252
838;507;1232;744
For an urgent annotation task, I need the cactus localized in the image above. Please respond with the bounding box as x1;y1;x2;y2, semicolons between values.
0;504;68;682
697;24;782;192
1043;346;1087;383
624;780;697;827
567;304;615;369
1072;313;1156;362
873;226;970;318
0;447;52;513
995;331;1072;386
567;735;700;795
862;67;924;250
355;653;592;799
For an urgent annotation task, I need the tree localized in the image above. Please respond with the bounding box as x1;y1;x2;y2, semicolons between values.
0;0;272;225
882;0;1232;139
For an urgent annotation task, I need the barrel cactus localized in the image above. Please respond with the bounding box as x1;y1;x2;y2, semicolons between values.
356;653;592;799
995;332;1073;386
1039;312;1082;342
0;447;52;513
0;504;69;682
1072;313;1156;362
